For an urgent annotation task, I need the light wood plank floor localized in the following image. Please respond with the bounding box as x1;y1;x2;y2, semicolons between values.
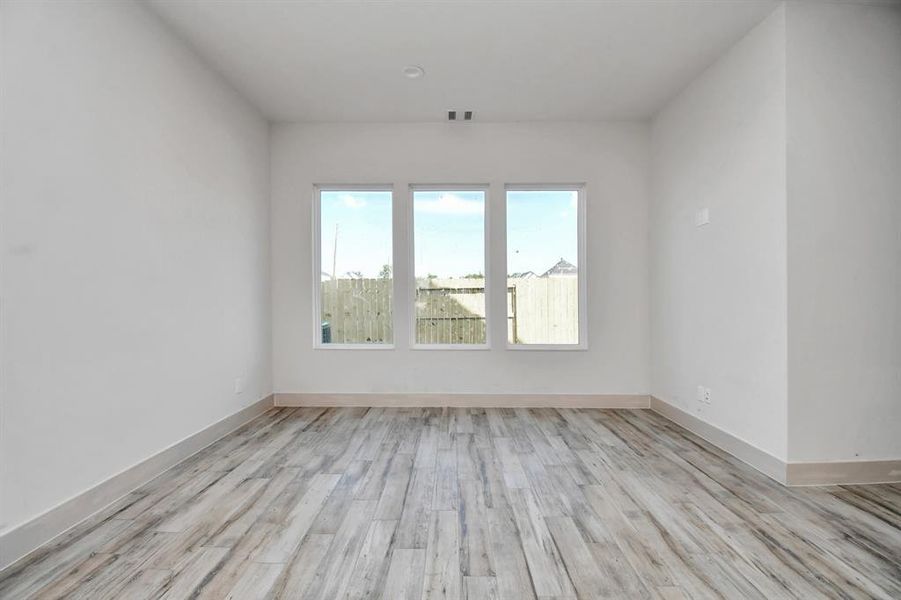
1;408;899;599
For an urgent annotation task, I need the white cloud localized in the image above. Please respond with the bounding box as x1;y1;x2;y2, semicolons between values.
416;193;484;216
340;194;367;209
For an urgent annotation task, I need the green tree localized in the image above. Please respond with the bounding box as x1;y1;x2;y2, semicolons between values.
379;264;392;279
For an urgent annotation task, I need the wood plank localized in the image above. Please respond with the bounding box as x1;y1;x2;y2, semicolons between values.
434;447;460;510
486;506;536;600
382;548;425;600
112;567;172;600
301;500;378;599
422;510;462;600
459;479;493;577
375;453;415;520
545;516;614;598
309;459;371;535
344;519;397;599
269;533;334;598
158;547;230;600
505;488;575;598
0;518;133;600
223;562;283;599
492;438;529;489
463;576;498;600
256;473;341;563
67;530;176;600
395;467;437;549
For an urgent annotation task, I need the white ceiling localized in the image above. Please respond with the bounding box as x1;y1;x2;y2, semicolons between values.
147;0;778;123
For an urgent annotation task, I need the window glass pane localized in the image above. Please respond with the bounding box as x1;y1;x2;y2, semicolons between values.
506;190;580;345
413;190;486;345
319;190;393;344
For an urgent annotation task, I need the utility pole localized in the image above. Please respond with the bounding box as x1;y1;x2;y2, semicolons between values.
332;223;339;281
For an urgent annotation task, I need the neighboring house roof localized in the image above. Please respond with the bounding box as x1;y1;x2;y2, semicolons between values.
541;258;577;277
509;271;537;279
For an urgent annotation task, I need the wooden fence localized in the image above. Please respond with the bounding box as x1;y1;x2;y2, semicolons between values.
415;281;487;345
320;278;393;343
507;277;579;344
319;276;578;345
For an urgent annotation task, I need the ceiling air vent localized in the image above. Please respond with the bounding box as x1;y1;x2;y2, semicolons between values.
448;110;473;121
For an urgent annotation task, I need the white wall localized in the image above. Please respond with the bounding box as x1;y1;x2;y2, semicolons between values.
786;1;901;462
271;122;649;395
650;6;788;460
0;0;271;536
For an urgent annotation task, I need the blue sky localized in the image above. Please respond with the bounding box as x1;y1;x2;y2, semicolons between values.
414;190;485;278
507;190;578;275
320;189;578;278
320;191;392;278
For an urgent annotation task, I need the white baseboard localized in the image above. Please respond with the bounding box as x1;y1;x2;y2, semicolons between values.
650;396;901;486
786;459;901;486
649;396;788;484
0;394;275;573
274;392;650;408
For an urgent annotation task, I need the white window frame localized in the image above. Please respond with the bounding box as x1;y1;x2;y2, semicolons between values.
409;184;492;351
312;184;395;350
504;183;588;351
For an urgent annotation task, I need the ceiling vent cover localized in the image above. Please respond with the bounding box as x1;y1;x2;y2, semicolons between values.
448;110;473;121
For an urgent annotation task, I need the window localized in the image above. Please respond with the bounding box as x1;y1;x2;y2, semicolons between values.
411;187;488;347
314;187;393;347
506;186;586;348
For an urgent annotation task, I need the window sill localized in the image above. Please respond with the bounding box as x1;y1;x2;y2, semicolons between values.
506;343;588;351
410;344;491;351
314;343;395;350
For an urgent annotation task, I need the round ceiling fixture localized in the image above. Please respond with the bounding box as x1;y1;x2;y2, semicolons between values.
403;65;425;79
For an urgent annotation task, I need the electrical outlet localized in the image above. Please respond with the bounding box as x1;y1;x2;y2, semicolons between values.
697;385;712;404
695;207;710;227
234;377;244;395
